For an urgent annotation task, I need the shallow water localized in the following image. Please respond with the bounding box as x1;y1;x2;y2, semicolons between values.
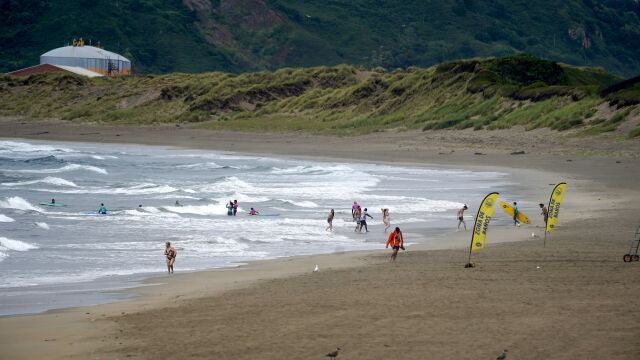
0;139;511;315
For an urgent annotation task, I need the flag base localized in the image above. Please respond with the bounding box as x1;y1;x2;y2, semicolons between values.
464;262;475;268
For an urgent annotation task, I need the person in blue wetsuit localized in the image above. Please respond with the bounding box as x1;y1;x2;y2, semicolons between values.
98;203;108;214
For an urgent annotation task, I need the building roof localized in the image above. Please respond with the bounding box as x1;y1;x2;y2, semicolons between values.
7;63;104;78
41;45;131;63
54;65;104;77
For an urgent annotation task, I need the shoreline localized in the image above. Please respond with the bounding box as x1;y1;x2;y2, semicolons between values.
1;122;639;359
0;135;553;317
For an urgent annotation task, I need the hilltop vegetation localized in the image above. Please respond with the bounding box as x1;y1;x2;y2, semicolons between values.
1;0;640;76
1;55;639;137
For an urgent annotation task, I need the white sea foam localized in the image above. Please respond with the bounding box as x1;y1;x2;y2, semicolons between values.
278;199;319;208
90;155;118;160
176;162;227;169
212;193;270;203
1;176;78;187
271;164;355;175
0;196;43;212
0;237;39;261
7;163;108;175
0;141;74;155
0;214;15;222
35;222;50;230
163;203;229;216
33;183;180;195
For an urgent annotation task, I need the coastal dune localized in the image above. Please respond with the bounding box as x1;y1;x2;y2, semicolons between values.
0;122;639;359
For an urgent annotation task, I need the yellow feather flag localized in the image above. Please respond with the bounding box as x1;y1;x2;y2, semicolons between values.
471;192;500;251
546;182;567;233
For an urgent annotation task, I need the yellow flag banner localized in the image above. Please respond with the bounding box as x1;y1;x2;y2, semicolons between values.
471;192;499;251
546;182;567;233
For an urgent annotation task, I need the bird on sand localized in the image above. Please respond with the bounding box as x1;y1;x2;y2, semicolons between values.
496;349;508;360
313;264;319;272
326;347;341;359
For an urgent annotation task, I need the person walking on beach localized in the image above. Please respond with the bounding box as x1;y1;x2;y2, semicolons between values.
385;227;404;262
457;204;468;231
382;208;391;233
164;242;177;274
226;200;233;216
513;202;520;226
539;203;548;227
233;200;238;216
326;209;335;231
359;208;373;232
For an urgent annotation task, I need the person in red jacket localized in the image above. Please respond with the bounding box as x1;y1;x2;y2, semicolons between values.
385;227;404;262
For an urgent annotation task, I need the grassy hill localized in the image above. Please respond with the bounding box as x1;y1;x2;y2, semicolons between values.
1;0;640;76
1;54;639;137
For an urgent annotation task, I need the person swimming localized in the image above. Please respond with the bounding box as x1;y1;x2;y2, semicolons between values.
249;207;259;216
98;203;107;214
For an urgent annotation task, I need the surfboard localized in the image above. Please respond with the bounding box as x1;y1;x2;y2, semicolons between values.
499;201;530;224
39;203;66;207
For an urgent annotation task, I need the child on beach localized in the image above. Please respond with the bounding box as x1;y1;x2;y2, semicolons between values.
354;207;362;232
164;242;177;274
457;204;468;231
385;227;404;262
382;208;390;233
326;209;335;231
249;207;259;215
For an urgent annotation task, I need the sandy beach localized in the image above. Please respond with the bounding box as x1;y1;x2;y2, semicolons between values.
1;119;639;359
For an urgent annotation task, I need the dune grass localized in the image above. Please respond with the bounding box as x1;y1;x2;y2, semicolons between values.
1;55;638;138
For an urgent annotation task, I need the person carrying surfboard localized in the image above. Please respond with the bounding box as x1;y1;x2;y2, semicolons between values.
457;204;468;231
385;227;405;262
513;202;520;226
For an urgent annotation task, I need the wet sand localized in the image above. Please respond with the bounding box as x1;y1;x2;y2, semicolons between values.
1;119;639;359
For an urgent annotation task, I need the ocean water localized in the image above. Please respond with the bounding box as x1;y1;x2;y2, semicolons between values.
0;139;510;315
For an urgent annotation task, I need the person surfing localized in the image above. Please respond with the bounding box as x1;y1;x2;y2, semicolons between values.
97;203;108;215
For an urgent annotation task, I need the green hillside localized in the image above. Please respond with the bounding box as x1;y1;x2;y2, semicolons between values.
1;0;640;76
2;54;639;137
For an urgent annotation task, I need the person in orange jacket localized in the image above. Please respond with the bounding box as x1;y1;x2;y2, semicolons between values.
385;227;404;262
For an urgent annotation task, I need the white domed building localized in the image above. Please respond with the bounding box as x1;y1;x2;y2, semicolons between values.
40;45;131;76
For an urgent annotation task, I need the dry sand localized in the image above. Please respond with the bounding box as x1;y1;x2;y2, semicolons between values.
1;119;639;359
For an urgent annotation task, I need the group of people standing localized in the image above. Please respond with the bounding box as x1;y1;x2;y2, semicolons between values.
326;202;393;233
